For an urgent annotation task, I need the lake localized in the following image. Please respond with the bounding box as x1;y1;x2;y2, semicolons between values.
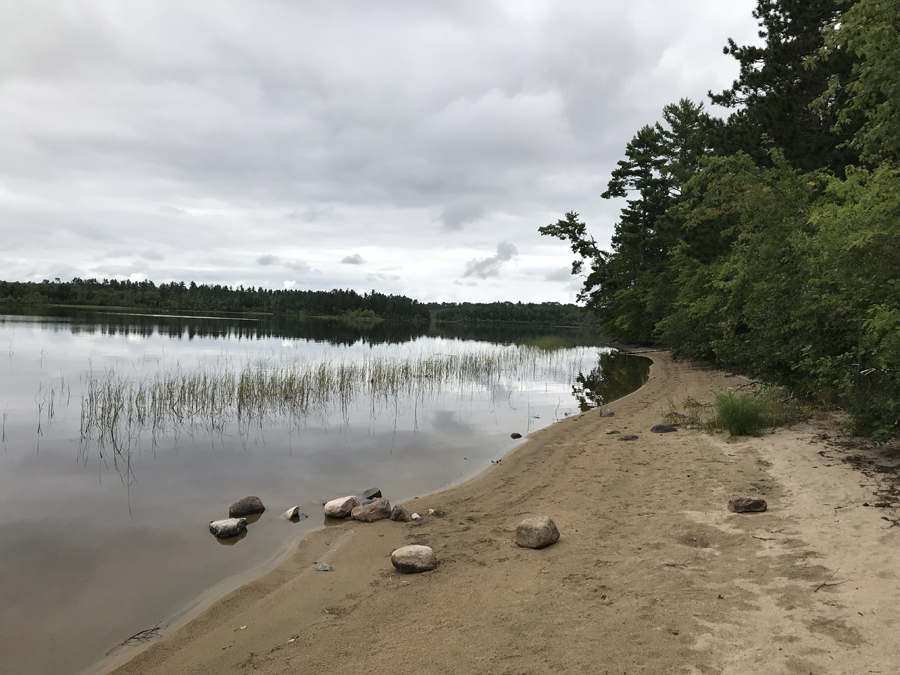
0;308;649;675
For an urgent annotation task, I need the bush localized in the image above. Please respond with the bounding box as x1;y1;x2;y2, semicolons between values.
711;391;769;436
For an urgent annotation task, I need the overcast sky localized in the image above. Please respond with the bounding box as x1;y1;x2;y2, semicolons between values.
0;0;760;303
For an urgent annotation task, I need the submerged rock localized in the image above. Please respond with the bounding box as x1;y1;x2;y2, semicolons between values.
651;424;678;433
728;497;768;513
390;504;412;522
391;545;437;573
209;518;248;538
351;497;392;522
363;487;382;500
515;516;560;549
281;506;307;521
324;496;360;518
229;496;265;518
617;435;639;441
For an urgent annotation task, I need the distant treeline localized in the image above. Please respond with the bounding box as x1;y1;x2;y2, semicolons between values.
543;0;900;441
426;301;592;326
0;279;591;327
0;278;430;321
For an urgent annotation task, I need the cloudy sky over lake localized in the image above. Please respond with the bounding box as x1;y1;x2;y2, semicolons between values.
0;0;759;303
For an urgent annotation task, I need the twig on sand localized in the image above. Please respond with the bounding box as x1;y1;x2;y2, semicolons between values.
813;567;846;593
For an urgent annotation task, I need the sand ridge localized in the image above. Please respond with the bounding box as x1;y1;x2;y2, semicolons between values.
105;353;900;675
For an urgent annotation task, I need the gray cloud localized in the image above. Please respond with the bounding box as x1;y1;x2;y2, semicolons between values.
341;254;365;265
544;266;574;282
463;241;518;279
0;0;761;301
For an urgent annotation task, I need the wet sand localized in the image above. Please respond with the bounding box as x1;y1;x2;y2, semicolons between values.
106;353;900;675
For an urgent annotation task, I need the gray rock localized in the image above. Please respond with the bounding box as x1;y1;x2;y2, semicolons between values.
603;411;616;417
229;496;265;518
314;561;333;572
617;434;639;441
209;517;248;538
391;545;437;573
515;516;560;549
324;495;360;518
390;504;412;522
728;497;768;513
651;424;678;433
351;497;392;522
281;506;307;521
510;432;522;439
363;487;382;500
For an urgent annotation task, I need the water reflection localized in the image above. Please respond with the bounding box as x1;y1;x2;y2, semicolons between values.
572;351;651;412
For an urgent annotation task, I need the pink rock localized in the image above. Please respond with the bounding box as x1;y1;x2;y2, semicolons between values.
324;495;360;518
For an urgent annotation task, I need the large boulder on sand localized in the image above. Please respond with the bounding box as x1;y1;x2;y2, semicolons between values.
390;504;412;522
515;516;560;549
229;496;265;518
324;495;360;518
391;545;437;573
209;518;248;538
351;497;392;522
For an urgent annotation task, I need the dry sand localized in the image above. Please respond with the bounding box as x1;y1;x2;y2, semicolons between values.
106;353;900;675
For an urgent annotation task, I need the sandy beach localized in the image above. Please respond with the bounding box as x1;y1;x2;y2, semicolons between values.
105;353;900;675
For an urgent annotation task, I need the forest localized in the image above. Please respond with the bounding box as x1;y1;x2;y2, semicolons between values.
541;0;900;440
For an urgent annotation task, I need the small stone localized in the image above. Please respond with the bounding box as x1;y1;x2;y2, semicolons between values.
229;496;265;518
324;495;360;518
314;561;333;572
351;497;392;522
515;516;560;549
410;513;422;521
728;497;768;513
281;506;308;521
603;411;615;417
209;518;248;538
606;430;621;435
617;435;639;441
651;424;678;433
391;545;437;573
363;487;382;500
390;504;412;522
428;508;445;517
510;432;522;439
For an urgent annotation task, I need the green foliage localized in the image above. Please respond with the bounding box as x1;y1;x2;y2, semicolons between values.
814;0;900;164
428;300;593;327
711;391;769;436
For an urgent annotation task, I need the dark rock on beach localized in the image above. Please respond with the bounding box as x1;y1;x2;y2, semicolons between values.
603;411;616;417
390;504;412;522
229;496;265;518
651;424;678;433
728;497;768;513
351;497;392;522
606;430;621;435
617;435;639;441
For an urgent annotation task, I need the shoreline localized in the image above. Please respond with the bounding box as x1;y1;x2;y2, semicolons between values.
105;352;900;674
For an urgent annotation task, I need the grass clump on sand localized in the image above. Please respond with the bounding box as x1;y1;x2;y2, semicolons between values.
710;391;769;436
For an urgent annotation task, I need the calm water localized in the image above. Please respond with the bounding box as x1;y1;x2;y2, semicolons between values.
0;308;649;675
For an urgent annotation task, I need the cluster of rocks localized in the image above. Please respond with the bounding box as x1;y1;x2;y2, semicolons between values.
208;495;309;539
323;488;418;524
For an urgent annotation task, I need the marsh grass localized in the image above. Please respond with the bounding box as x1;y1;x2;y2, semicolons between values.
77;345;599;454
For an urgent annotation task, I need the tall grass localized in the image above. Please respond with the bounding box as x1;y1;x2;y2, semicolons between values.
711;391;769;436
78;345;599;453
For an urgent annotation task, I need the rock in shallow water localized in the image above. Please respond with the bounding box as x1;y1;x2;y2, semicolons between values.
515;516;560;549
209;518;248;538
728;497;768;513
351;497;392;522
510;432;522;439
229;496;265;518
324;496;360;518
281;506;307;521
390;504;412;522
391;545;437;573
